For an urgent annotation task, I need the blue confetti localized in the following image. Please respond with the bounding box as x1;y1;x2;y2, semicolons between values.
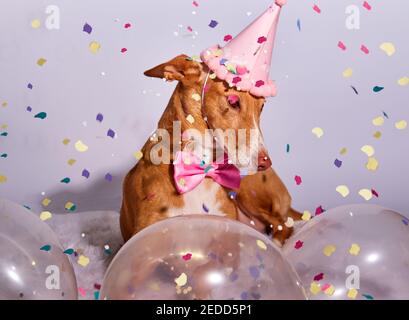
334;159;343;168
209;20;218;28
83;23;92;34
82;169;90;179
202;203;209;213
297;19;301;31
249;266;260;279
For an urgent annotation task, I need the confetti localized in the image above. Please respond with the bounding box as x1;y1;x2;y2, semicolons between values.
359;189;373;201
31;19;41;29
60;177;71;184
363;1;372;10
78;288;86;297
334;159;343;168
347;288;358;299
182;253;192;261
372;189;379;198
314;273;324;282
94;291;100;300
78;255;90;267
323;284;335;296
366;157;379;171
296;19;301;31
1;153;7;158
39;211;52;221
41;198;51;207
209;20;218;28
175;273;188;287
285;217;295;228
373;86;384;93
373;131;382;139
338;41;346;51
351;86;359;95
63;249;75;255
107;129;116;138
349;243;361;256
105;173;113;182
83;23;92;34
191;93;201;102
255;80;265;88
336;185;350;198
302;211;312;221
62;138;71;145
286;144;290;153
34;112;47;120
310;282;321;295
37;58;47;66
294;175;302;186
340;147;348;155
224;34;233;42
40;245;51;252
96;113;104;122
372;116;384;126
395;120;407;130
342;68;353;78
202;204;209;213
362;294;374;300
67;159;76;166
124;23;132;29
313;4;321;14
249;266;260;279
397;77;409;86
89;41;101;54
312;127;324;138
323;245;336;257
257;36;267;44
82;169;90;179
361;45;369;54
134;150;143;160
121;48;128;53
65;201;76;211
315;206;325;215
379;42;396;56
0;175;8;183
27;83;33;89
75;140;89;152
294;240;304;250
256;240;267;251
361;145;375;157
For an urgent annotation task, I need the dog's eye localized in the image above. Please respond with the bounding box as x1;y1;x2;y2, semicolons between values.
227;95;240;109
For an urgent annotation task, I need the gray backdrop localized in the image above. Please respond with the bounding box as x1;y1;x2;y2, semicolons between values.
1;0;408;216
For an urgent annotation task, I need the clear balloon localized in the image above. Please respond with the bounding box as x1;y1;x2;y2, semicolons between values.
0;199;78;300
283;204;409;300
101;215;306;300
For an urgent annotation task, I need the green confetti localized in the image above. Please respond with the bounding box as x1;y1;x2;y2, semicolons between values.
63;248;75;255
373;86;384;93
40;245;51;252
1;132;8;137
34;112;47;119
94;291;100;300
1;153;7;158
60;177;71;184
362;294;374;300
286;144;290;153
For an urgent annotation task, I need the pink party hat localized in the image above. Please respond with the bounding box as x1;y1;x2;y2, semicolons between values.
201;0;286;98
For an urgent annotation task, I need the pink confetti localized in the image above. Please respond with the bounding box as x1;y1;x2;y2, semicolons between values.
258;36;267;44
232;77;242;84
124;23;132;29
187;26;193;32
315;206;325;216
338;41;347;51
321;283;331;291
192;1;199;7
255;80;265;87
371;189;379;198
121;48;128;53
295;240;304;249
78;287;86;297
314;273;324;281
363;1;372;10
295;175;302;186
313;4;321;14
182;253;192;261
361;45;370;54
224;34;233;42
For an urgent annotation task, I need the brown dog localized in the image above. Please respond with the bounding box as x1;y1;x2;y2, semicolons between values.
120;55;301;246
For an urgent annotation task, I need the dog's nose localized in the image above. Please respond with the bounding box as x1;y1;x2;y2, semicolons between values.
258;151;272;171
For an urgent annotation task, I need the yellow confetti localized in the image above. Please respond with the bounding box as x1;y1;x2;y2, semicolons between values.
324;285;336;296
186;114;195;124
310;282;321;295
133;150;143;160
191;93;201;102
284;217;295;228
78;255;90;267
1;102;8;107
398;77;409;86
75;140;88;152
174;273;188;287
302;211;312;221
372;116;385;127
65;201;75;210
62;138;71;145
340;147;348;155
312;127;324;138
41;198;51;207
366;157;379;171
349;243;361;256
256;240;267;251
361;145;375;157
37;58;47;66
347;288;358;299
342;68;353;78
395;120;407;130
359;189;373;201
39;211;52;221
379;42;396;56
89;41;101;54
373;131;382;139
209;73;217;80
336;185;350;198
31;19;41;29
0;175;7;183
67;159;76;166
1;124;8;129
323;245;336;257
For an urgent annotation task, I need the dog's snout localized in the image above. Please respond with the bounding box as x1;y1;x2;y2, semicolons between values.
257;151;272;171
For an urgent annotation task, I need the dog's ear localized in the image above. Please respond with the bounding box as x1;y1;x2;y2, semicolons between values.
144;54;202;83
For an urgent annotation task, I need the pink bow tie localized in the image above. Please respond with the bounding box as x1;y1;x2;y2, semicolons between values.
173;151;241;194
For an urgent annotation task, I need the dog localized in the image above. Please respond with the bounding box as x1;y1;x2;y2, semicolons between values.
120;54;301;246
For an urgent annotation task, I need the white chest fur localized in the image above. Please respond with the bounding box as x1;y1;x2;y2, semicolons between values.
168;179;227;217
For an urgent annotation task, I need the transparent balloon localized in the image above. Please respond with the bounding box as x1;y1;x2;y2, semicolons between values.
101;215;306;300
283;204;409;300
0;199;78;300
